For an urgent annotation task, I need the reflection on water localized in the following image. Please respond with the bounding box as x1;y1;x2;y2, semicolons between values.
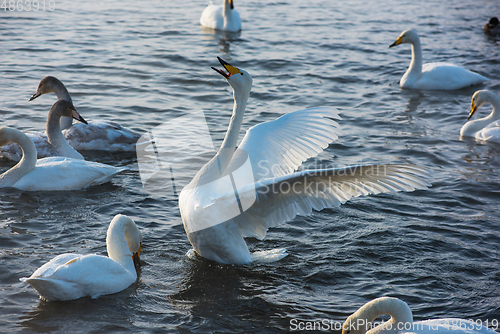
404;91;425;114
18;282;140;332
1;0;500;332
201;27;242;55
169;257;281;332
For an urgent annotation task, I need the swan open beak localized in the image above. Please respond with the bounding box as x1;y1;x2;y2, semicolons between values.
29;90;41;101
70;104;89;125
389;36;403;48
212;57;241;79
468;100;477;120
133;244;141;271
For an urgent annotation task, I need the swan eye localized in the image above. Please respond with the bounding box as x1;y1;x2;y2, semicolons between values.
240;73;244;75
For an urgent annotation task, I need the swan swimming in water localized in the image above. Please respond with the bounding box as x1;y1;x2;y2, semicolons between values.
0;103;126;191
460;90;500;143
29;76;142;152
389;29;488;90
179;57;432;265
342;297;497;334
200;0;241;32
20;214;142;301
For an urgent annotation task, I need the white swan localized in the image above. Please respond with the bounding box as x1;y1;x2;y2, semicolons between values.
200;0;241;32
0;125;126;191
342;297;497;334
178;57;431;265
20;214;142;301
29;76;142;152
389;29;488;90
460;90;500;143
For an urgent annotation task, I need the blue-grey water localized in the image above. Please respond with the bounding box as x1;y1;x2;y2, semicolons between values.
1;0;500;332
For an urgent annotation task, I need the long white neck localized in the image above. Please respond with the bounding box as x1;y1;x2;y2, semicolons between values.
52;82;74;130
223;0;232;18
402;37;423;86
0;129;37;188
46;108;84;160
190;85;249;186
106;215;140;274
355;298;413;334
461;92;500;137
219;87;248;167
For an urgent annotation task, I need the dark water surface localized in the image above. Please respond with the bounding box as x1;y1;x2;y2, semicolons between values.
1;0;500;332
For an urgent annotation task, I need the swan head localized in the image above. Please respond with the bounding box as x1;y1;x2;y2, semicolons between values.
106;214;143;270
212;57;252;96
468;90;496;120
389;29;419;48
342;297;413;334
29;76;65;101
51;100;88;125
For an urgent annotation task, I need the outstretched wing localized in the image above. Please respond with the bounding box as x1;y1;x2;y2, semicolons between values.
231;164;431;239
226;107;341;182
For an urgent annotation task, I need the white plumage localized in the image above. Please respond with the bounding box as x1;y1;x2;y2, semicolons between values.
460;90;500;143
179;58;431;265
0;126;126;191
20;215;142;301
342;297;497;334
389;30;488;90
200;0;241;32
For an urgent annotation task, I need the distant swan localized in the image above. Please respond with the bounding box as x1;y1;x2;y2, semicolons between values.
20;214;142;301
200;0;241;32
342;297;497;334
29;76;142;152
389;29;488;90
460;90;500;143
179;57;431;265
0;121;126;191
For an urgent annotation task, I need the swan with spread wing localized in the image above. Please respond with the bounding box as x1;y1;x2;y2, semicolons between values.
179;57;431;265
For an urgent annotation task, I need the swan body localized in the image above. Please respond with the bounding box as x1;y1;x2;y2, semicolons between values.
179;57;431;265
342;297;497;334
0;126;126;191
200;0;241;32
29;76;141;152
484;17;500;36
20;214;142;301
460;90;500;143
389;30;488;90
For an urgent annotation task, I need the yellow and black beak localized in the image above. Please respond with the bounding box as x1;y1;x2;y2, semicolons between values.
389;36;403;48
212;57;240;79
133;244;141;271
229;0;234;10
468;100;477;120
70;104;88;125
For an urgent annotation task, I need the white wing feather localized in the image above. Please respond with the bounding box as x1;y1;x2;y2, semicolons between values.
230;164;431;239
226;107;341;181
